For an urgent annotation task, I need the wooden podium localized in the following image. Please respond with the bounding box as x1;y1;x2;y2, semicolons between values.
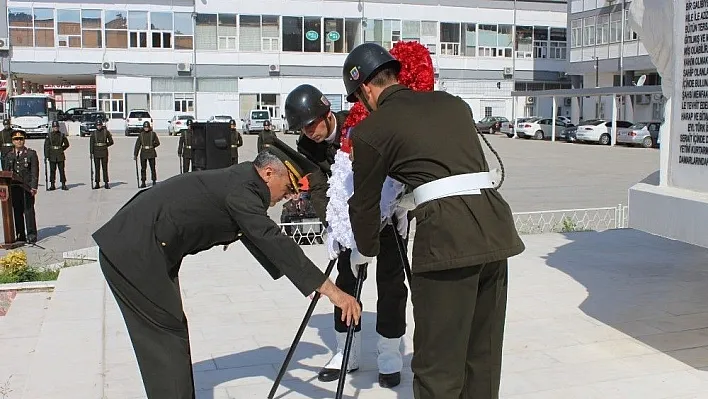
0;171;31;249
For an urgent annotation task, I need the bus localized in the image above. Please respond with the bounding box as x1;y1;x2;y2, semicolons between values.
6;93;58;138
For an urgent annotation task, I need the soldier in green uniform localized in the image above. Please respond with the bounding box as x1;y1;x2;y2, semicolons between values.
177;119;193;173
3;131;39;243
134;121;160;187
342;43;525;399
0;119;14;166
229;119;243;165
44;120;70;191
284;84;409;388
90;119;114;189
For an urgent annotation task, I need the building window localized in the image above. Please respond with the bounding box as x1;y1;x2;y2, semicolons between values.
383;20;401;50
461;23;476;57
239;15;261;51
571;19;582;48
402;20;420;42
364;19;383;46
218;14;237;50
98;93;125;119
82;10;102;48
304;17;322;52
150;12;172;49
105;10;128;48
516;26;533;58
195;14;217;50
128;11;148;48
609;12;622;43
175;94;194;113
283;16;303;52
484;107;492;118
151;78;194;111
9;8;33;47
498;25;513;58
197;78;238;92
440;23;460;56
583;17;595;46
57;10;81;48
324;18;344;53
624;10;638;41
34;8;55;47
174;12;193;50
421;21;438;54
345;19;363;52
549;28;567;59
596;15;609;45
478;24;497;57
533;26;548;58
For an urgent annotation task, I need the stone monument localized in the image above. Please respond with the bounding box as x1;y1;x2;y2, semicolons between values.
628;0;708;248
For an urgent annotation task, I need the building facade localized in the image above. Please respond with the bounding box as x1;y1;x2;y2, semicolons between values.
567;0;664;123
1;0;569;130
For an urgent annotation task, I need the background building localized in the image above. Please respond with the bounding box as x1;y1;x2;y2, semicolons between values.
0;0;569;131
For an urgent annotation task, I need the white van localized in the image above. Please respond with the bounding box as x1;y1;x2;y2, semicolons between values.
245;110;271;134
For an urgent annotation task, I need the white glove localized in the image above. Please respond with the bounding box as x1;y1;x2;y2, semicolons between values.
325;226;341;260
349;247;373;278
392;206;409;239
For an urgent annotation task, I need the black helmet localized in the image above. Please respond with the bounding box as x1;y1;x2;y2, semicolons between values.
342;43;401;102
96;119;103;126
263;120;271;127
3;119;9;126
51;120;59;128
284;84;331;131
229;119;236;127
143;121;151;128
186;119;192;127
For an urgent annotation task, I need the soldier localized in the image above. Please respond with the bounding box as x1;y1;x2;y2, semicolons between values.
177;119;193;173
283;84;408;388
3;131;39;244
134;121;160;188
342;43;525;399
229;119;243;165
90;119;114;189
92;143;361;399
44;120;70;191
0;119;14;166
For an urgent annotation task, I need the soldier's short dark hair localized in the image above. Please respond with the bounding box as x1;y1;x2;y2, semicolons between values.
369;66;399;87
253;150;286;174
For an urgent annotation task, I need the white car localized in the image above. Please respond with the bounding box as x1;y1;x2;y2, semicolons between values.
208;115;234;123
515;118;572;140
572;119;634;145
125;109;153;136
168;114;194;136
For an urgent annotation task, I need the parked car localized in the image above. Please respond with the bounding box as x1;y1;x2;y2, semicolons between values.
515;118;574;140
207;115;233;123
168;114;194;136
79;111;108;137
476;116;509;135
245;110;272;134
616;121;662;148
571;119;634;145
125;109;153;136
501;117;539;137
58;107;91;122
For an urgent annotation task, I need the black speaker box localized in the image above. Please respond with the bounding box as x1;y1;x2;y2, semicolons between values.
189;122;233;170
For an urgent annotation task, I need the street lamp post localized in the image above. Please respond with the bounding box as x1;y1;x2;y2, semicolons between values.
511;0;517;137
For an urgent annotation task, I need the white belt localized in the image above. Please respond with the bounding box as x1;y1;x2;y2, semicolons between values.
409;171;497;208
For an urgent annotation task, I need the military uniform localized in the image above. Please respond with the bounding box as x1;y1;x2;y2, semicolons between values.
177;122;193;173
93;150;327;399
90;121;114;189
284;83;408;387
229;119;243;165
44;122;70;191
3;131;39;243
134;123;160;187
344;44;525;399
0;119;14;166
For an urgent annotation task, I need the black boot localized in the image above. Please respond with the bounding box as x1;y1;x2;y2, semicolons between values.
378;372;401;388
61;183;68;191
140;181;146;188
152;180;157;186
104;182;110;189
93;182;100;189
49;183;56;191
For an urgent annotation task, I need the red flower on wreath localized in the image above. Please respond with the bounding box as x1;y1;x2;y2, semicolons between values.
339;41;435;153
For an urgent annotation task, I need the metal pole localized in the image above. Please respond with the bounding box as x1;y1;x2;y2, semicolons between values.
619;0;626;119
192;12;198;119
511;0;517;136
335;263;367;399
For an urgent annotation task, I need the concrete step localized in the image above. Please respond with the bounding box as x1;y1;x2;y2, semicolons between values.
0;290;52;399
21;261;105;399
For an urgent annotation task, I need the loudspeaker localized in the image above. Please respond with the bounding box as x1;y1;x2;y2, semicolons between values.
189;122;233;170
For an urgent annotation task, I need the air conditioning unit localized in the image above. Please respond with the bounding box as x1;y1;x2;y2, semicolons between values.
177;62;191;72
0;38;9;51
503;67;513;76
564;97;572;107
526;96;536;105
269;64;280;73
101;61;116;72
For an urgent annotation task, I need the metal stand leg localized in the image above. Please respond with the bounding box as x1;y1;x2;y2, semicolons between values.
335;263;367;399
268;258;337;399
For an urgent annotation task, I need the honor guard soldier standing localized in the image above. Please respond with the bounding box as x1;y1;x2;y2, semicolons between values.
229;119;243;165
134;121;160;187
343;43;525;399
284;83;408;388
0;119;14;165
177;119;193;173
92;142;361;399
90;119;114;189
44;120;70;191
3;131;39;244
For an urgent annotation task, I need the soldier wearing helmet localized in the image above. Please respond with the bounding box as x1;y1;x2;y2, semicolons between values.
90;118;114;189
133;120;160;187
43;120;70;190
177;119;193;173
229;119;243;165
0;118;14;164
343;42;524;399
